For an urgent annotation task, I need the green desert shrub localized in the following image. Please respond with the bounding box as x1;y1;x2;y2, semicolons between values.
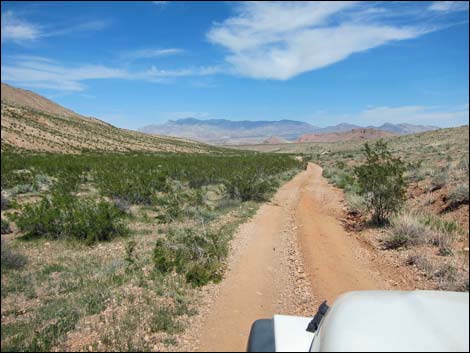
354;140;407;225
420;214;459;235
225;173;277;202
153;227;229;287
1;239;27;270
322;167;333;179
331;171;355;189
345;192;367;215
14;195;129;244
154;182;204;223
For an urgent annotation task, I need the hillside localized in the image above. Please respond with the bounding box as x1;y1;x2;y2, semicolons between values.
297;128;395;143
1;82;82;119
139;117;438;145
0;83;220;154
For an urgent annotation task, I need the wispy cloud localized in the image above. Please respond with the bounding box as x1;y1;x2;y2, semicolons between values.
358;105;469;126
153;1;169;6
312;104;469;127
1;56;221;91
46;19;112;37
429;1;469;13
1;10;111;44
121;48;185;62
1;59;127;91
207;2;449;80
1;11;41;43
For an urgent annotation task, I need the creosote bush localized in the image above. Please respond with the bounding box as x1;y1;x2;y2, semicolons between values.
154;227;229;287
14;194;129;244
226;173;278;201
354;140;406;225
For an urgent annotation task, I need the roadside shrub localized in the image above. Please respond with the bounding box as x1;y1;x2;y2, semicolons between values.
1;218;12;234
345;192;367;215
153;227;229;287
331;171;355;189
226;173;277;202
322;168;334;179
1;239;27;270
419;214;458;255
154;182;204;223
447;184;469;207
434;263;457;281
354;140;406;225
14;195;129;244
96;166;168;205
406;254;434;278
420;214;459;235
384;214;431;249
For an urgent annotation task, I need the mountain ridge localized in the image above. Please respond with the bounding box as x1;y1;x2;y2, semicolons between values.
139;118;440;145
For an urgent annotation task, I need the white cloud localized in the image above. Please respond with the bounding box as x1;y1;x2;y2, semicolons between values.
1;60;127;91
1;11;41;43
1;10;111;44
207;1;432;80
153;1;169;6
429;1;469;13
1;56;220;91
345;105;469;127
122;48;184;62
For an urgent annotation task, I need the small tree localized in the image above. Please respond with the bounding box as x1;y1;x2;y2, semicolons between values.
354;140;406;225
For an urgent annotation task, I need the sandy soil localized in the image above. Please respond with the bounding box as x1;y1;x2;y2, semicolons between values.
187;163;414;352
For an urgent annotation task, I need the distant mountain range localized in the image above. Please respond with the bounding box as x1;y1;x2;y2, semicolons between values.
139;118;439;145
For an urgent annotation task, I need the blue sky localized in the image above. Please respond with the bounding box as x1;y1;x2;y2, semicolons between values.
1;1;469;129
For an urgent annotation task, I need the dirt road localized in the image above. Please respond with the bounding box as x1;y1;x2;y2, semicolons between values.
195;163;396;352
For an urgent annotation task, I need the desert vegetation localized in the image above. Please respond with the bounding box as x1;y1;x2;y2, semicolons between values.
311;126;469;292
1;150;305;351
237;125;469;292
